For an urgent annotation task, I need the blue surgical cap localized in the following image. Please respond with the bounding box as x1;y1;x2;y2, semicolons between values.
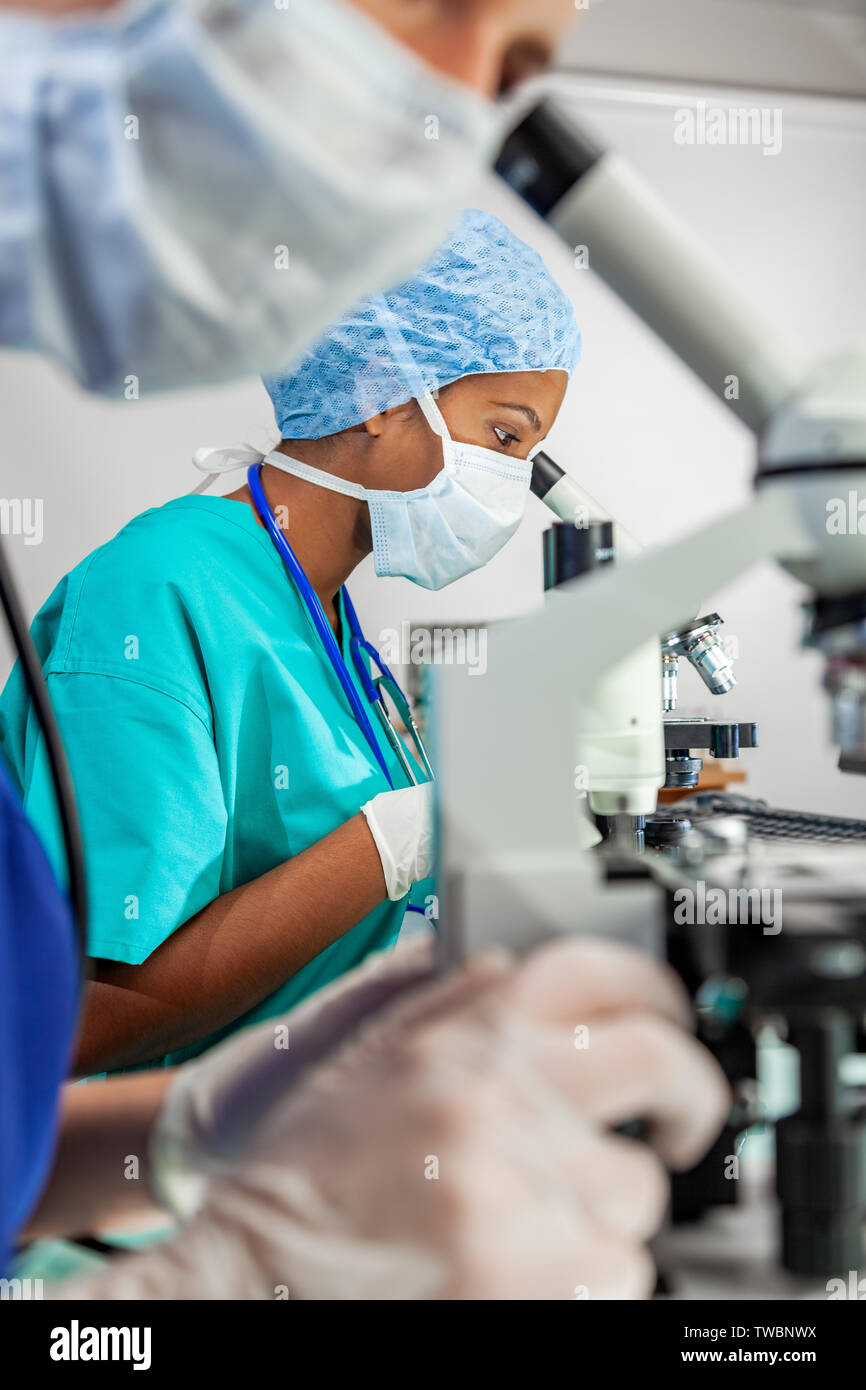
263;209;581;439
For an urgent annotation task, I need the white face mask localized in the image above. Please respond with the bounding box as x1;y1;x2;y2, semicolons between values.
4;0;499;393
262;394;540;591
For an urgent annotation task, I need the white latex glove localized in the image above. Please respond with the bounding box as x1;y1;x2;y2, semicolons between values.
150;937;441;1218
361;781;434;900
56;938;729;1301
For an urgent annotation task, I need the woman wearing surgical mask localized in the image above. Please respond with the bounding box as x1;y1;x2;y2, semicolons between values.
0;211;580;1074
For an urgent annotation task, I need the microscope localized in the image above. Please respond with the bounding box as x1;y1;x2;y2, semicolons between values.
432;94;866;1287
532;450;759;853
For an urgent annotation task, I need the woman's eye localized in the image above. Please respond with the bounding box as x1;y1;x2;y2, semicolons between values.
493;426;519;449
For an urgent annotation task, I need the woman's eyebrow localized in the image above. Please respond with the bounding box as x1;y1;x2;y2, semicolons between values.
491;401;542;431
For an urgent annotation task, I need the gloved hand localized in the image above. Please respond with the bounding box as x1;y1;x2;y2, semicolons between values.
149;937;441;1218
57;937;729;1301
361;780;433;900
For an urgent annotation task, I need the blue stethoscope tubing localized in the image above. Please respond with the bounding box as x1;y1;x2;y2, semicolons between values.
246;462;432;795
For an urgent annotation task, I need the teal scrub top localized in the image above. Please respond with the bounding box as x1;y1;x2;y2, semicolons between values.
0;495;428;1067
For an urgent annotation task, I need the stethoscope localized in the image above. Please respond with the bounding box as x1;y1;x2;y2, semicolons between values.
247;462;433;792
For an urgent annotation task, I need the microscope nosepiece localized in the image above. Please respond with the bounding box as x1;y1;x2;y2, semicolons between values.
687;629;737;696
661;615;737;698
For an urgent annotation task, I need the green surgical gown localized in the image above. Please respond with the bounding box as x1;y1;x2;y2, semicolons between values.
0;495;427;1067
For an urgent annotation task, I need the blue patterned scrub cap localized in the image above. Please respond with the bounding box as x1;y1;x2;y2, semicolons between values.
263;209;581;439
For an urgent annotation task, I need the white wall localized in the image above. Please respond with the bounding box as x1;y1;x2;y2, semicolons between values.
559;0;866;100
2;74;865;816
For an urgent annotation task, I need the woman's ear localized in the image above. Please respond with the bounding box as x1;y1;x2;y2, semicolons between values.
368;402;425;440
360;412;388;439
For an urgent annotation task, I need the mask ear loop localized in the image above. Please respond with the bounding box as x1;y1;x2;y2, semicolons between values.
263;451;369;501
415;391;452;442
369;295;453;444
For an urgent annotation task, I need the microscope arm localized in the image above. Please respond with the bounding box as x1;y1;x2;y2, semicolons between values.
432;484;815;958
435;485;814;890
